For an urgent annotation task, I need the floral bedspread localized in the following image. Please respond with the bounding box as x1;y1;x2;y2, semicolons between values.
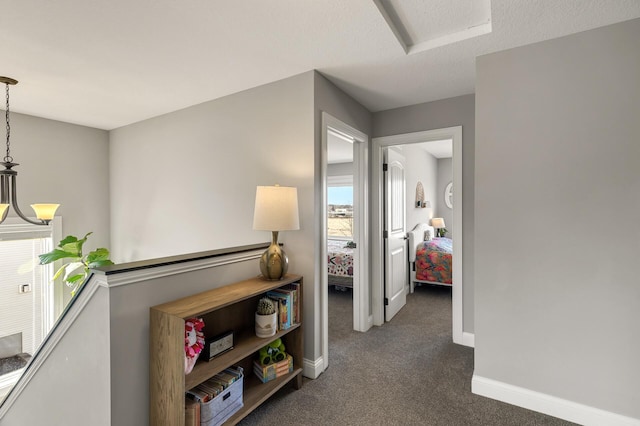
415;237;452;285
328;239;354;277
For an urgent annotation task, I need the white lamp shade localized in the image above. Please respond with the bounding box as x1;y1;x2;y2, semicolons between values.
253;186;300;231
431;217;445;228
31;204;60;221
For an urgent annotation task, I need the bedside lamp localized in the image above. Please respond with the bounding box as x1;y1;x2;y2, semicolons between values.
431;217;446;237
253;185;300;280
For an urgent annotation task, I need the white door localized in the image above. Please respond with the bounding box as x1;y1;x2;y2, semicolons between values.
384;148;407;321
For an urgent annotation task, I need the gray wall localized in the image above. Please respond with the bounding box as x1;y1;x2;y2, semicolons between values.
403;145;437;233
0;285;111;426
373;94;475;333
314;73;372;142
2;112;110;308
109;71;372;365
108;255;266;426
109;72;318;358
109;72;314;262
0;113;110;424
475;18;640;418
0;251;269;426
2;113;110;250
436;158;453;238
314;72;373;333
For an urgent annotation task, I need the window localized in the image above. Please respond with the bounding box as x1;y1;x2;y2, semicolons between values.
0;219;59;399
327;175;353;239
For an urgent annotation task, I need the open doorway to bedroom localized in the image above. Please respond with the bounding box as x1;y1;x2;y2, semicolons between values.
326;132;356;340
320;112;369;373
405;139;454;289
400;140;454;308
372;127;468;346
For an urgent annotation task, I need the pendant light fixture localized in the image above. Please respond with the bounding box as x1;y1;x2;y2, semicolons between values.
0;76;59;225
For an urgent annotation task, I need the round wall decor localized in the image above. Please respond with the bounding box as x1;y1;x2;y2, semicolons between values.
445;181;453;209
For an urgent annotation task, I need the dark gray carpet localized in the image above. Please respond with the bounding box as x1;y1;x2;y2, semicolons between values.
240;285;575;426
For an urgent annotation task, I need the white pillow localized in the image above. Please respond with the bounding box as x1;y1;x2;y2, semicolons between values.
424;230;432;241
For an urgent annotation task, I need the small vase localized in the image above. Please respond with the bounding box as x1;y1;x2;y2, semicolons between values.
255;312;277;338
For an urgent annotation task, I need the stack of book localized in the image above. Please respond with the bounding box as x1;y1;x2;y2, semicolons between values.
253;354;293;383
266;282;300;331
186;367;242;403
185;366;244;426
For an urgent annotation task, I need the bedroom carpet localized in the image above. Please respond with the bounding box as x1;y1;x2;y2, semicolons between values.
239;285;576;426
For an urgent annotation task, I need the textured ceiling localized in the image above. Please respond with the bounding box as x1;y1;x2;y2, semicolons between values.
1;1;639;130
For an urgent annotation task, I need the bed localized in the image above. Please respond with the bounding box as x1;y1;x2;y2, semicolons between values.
327;239;354;289
408;223;452;292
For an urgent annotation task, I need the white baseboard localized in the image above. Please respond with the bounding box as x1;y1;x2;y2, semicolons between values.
303;357;323;379
462;332;475;348
472;375;640;426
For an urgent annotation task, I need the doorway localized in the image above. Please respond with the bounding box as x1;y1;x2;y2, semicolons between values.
0;217;62;400
320;112;369;373
372;127;469;346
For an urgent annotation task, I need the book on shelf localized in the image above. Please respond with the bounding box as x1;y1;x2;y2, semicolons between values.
212;370;237;387
266;290;291;330
185;397;201;426
224;367;242;381
186;366;243;402
281;282;300;324
197;381;224;399
186;387;211;403
253;354;293;383
269;283;300;325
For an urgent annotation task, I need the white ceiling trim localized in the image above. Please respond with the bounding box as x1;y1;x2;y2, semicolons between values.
372;0;410;53
409;20;492;55
373;0;493;55
328;128;355;144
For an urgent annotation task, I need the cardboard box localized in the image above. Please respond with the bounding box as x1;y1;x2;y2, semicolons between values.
253;354;293;383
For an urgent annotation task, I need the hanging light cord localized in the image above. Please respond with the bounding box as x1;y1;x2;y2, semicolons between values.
4;82;12;163
0;77;59;225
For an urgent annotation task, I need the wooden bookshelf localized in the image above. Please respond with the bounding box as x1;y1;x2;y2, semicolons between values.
149;274;303;426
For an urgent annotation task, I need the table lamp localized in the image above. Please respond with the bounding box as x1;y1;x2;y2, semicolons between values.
253;185;300;280
431;217;446;237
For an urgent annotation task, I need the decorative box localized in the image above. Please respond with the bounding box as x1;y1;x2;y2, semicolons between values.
253;354;293;383
202;331;234;361
199;370;243;426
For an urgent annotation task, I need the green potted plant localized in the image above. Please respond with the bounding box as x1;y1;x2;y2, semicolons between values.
39;232;114;296
255;297;277;338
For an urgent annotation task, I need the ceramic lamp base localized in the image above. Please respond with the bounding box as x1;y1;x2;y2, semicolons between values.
260;231;289;280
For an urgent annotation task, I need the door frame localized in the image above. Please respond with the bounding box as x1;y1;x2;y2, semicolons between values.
372;126;467;346
321;112;370;372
